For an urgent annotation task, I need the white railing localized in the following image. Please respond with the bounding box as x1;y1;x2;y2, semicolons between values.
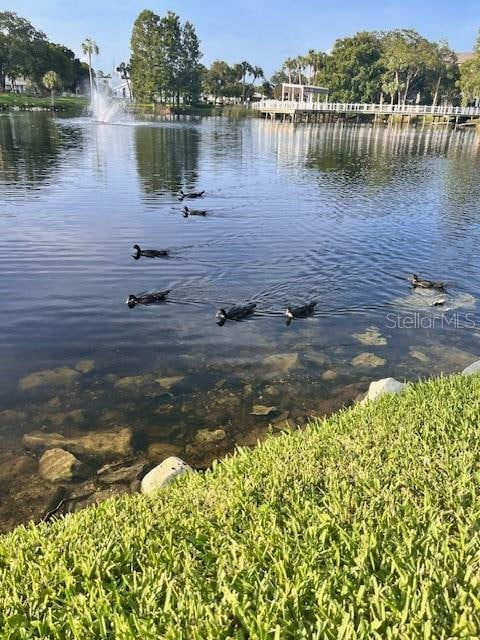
252;100;480;117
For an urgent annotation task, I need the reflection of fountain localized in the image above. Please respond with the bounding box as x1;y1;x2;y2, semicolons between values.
89;86;128;123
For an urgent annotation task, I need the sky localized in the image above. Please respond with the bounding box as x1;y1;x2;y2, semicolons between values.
8;0;480;76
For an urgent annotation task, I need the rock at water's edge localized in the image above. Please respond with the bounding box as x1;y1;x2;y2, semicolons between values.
360;377;407;405
462;359;480;376
141;457;192;494
39;448;87;483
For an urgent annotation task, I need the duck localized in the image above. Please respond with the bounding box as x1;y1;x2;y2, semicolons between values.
285;301;317;326
216;303;257;325
126;290;170;308
178;189;205;201
132;244;169;259
182;206;207;218
410;274;445;290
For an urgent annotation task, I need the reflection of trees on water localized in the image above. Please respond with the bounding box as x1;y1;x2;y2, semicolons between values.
135;125;200;195
254;121;480;189
0;113;83;188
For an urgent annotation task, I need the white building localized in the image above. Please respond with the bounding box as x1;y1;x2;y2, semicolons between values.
5;76;30;93
281;83;329;103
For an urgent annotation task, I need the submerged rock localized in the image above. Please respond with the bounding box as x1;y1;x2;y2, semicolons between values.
19;367;80;392
321;369;338;381
353;326;387;347
0;409;28;425
193;428;227;447
262;353;300;374
141;457;192;494
147;442;183;462
97;460;149;485
235;426;270;447
114;375;152;392
23;427;134;461
185;428;232;468
39;448;88;483
45;409;85;428
409;350;430;364
462;359;480;376
156;376;184;390
0;454;38;480
360;378;407;405
251;404;277;416
303;353;330;368
75;359;95;374
114;374;172;398
351;353;387;369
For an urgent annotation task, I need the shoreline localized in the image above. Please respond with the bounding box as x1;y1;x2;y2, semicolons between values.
1;368;480;635
1;356;479;533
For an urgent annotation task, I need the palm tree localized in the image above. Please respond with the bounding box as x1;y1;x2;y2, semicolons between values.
42;70;61;108
251;66;264;85
239;61;253;103
81;38;99;97
282;58;296;83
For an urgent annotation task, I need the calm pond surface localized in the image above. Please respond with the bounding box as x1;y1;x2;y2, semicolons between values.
1;112;480;528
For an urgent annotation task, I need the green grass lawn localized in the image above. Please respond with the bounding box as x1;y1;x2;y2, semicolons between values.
1;374;480;638
0;93;88;110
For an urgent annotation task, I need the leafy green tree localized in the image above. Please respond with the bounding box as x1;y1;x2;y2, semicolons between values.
425;41;459;106
81;38;99;97
381;29;435;105
269;69;288;98
157;11;182;103
318;32;384;102
0;11;47;90
261;80;273;98
42;69;61;106
459;32;480;106
178;21;202;104
203;60;233;102
130;10;161;102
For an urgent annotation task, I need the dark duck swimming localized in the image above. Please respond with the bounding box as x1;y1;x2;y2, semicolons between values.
178;189;205;201
216;303;257;326
284;301;317;326
182;206;207;218
410;274;445;290
126;289;170;308
132;244;169;259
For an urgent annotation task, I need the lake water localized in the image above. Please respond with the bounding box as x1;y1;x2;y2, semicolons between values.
1;112;480;528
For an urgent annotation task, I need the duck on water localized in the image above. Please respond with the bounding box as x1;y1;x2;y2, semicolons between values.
126;290;170;309
409;274;445;290
182;206;207;218
132;244;169;259
216;303;257;326
284;302;317;326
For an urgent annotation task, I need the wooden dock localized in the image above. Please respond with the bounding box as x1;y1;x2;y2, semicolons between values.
251;100;480;125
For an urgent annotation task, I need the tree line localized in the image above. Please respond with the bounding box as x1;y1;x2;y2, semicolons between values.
2;8;479;109
0;11;88;93
270;29;480;107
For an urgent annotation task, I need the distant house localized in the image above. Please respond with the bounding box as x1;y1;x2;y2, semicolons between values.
96;70;132;101
5;76;30;93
